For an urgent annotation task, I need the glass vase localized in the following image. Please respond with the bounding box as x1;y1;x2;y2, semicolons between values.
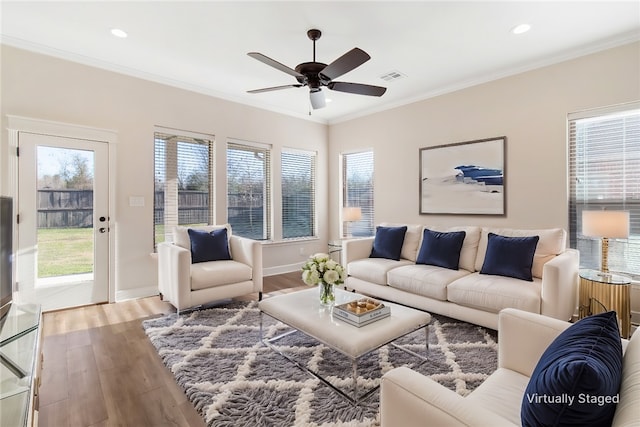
318;281;335;306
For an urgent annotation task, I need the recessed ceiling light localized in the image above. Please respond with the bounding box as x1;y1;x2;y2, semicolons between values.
110;28;128;38
511;24;531;35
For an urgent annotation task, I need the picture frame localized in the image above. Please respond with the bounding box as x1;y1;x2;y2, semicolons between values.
419;136;506;215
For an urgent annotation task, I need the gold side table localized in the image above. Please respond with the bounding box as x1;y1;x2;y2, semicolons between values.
578;269;632;338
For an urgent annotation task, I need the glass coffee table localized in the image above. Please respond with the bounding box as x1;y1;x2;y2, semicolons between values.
258;287;431;405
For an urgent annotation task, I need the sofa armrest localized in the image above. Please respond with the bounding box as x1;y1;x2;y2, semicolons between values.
540;248;579;321
229;235;263;293
157;242;192;310
498;308;571;377
381;367;515;427
343;237;374;266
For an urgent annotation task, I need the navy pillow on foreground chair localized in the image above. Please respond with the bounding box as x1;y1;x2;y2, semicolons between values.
416;229;466;270
188;228;232;263
480;232;539;281
369;226;407;261
521;311;623;427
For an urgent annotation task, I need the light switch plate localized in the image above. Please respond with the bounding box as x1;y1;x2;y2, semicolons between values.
129;196;145;207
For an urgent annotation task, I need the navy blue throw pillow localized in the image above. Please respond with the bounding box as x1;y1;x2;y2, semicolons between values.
521;311;623;427
416;229;466;270
188;228;232;263
370;226;407;261
480;233;539;281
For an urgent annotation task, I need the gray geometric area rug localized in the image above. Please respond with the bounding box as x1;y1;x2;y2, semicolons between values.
142;300;498;427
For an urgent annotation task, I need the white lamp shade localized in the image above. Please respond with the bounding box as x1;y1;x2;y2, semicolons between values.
342;207;362;222
582;210;630;238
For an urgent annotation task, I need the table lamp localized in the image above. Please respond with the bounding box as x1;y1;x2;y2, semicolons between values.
342;207;362;237
582;210;630;274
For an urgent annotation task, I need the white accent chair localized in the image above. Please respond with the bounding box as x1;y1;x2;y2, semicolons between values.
158;225;263;313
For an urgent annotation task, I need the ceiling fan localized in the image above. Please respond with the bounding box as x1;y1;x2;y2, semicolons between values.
247;29;387;110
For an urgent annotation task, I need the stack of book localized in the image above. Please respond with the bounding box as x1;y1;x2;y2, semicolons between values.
332;297;390;327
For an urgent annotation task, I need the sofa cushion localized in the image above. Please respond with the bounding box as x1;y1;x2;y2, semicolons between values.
416;229;466;270
388;264;470;301
447;272;541;314
521;311;623;427
474;228;566;279
188;228;232;263
466;368;531;425
370;225;407;261
348;258;412;285
190;260;252;290
480;233;539;281
380;223;422;261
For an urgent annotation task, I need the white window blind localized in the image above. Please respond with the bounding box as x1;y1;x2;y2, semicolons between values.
281;148;316;239
154;131;214;247
227;141;271;240
569;104;640;279
342;150;374;237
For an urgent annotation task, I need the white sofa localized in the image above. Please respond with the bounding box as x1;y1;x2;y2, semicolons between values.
380;308;638;426
158;225;263;312
344;224;579;330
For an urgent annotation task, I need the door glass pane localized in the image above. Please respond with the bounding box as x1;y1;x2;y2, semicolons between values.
36;146;94;280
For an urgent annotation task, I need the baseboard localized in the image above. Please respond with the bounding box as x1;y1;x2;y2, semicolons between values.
264;263;302;277
115;285;158;302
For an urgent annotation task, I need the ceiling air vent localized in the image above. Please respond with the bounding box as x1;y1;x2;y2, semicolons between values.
379;70;406;82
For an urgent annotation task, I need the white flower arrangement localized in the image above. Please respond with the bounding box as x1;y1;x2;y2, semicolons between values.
301;253;346;286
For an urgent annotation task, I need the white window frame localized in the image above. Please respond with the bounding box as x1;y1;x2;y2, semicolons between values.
153;127;215;248
340;149;375;238
226;139;272;240
568;101;640;279
281;147;317;240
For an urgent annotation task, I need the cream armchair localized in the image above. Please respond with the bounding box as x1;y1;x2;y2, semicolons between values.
158;225;263;312
380;308;638;426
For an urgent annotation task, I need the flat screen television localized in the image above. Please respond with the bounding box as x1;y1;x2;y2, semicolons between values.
0;196;14;319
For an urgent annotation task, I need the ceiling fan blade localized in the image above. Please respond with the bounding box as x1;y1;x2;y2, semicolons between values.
247;84;303;94
328;81;387;97
309;89;326;109
248;52;304;78
319;48;371;81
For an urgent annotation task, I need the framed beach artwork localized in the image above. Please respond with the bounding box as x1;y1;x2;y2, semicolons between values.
419;136;506;215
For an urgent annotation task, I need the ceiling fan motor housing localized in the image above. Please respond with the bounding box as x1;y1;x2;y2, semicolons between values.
294;62;328;88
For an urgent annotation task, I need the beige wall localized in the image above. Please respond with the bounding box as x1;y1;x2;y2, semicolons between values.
0;45;329;299
2;42;639;301
328;41;640;240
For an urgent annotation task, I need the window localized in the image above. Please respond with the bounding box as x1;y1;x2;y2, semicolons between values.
154;130;214;247
282;148;316;239
569;103;640;279
227;140;271;240
342;150;374;237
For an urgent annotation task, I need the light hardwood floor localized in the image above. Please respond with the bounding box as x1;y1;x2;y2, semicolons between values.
37;272;305;427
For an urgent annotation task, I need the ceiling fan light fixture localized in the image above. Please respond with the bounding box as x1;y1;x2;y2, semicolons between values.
310;89;326;109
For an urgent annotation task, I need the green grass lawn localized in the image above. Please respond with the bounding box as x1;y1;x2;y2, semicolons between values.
37;227;93;277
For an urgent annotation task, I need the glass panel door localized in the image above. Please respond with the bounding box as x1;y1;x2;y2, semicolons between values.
17;133;109;311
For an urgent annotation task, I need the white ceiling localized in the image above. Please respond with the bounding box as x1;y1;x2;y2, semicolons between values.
1;1;639;124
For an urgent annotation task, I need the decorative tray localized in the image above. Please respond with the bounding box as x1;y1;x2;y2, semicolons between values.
332;297;390;327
